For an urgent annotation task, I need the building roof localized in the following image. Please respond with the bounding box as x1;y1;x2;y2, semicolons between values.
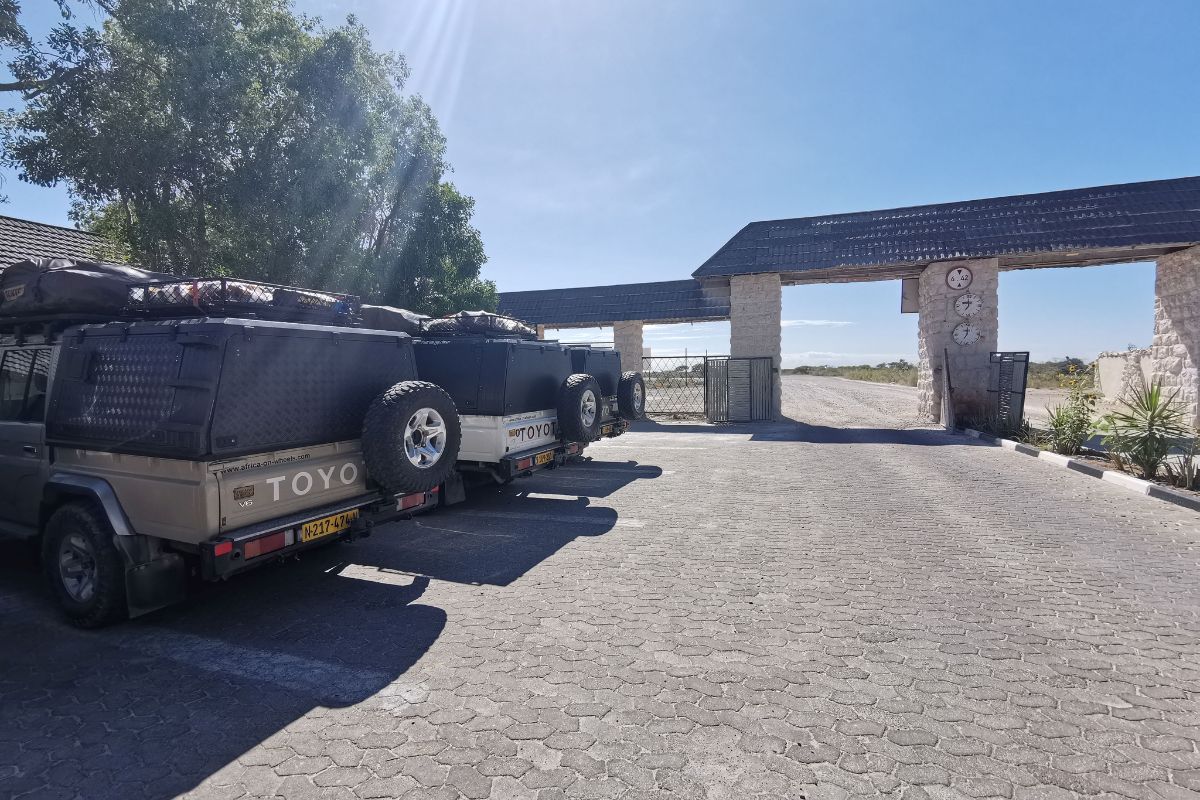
498;279;730;328
0;214;103;268
695;176;1200;282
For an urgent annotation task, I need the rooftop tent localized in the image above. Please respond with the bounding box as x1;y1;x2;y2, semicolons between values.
0;258;174;317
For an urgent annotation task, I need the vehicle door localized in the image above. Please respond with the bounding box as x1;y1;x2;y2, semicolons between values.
0;346;52;527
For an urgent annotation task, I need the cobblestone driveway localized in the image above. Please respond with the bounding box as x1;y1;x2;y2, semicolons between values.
3;376;1200;800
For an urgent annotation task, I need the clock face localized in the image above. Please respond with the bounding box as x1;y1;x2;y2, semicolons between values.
954;292;982;318
946;267;973;290
952;321;980;346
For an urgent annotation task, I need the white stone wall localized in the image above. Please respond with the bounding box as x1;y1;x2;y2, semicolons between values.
916;259;999;423
1095;349;1151;401
1151;245;1200;428
729;273;782;419
613;320;644;374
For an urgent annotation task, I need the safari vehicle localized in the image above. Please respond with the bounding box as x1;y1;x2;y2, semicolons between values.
0;258;462;627
406;312;646;484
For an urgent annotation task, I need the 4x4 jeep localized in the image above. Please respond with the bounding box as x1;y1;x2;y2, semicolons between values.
1;259;646;627
0;262;462;627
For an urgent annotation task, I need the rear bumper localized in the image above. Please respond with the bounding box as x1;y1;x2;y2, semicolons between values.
200;488;437;580
495;417;629;481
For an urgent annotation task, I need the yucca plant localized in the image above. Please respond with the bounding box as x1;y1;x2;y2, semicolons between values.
1100;382;1191;479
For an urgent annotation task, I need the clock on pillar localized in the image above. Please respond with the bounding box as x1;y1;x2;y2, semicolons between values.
946;266;973;290
954;292;982;317
952;321;980;346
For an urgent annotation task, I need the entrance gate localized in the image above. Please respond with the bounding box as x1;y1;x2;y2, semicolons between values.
641;355;774;422
705;357;774;422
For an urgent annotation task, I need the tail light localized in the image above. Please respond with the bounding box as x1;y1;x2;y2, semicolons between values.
243;530;286;559
399;492;426;511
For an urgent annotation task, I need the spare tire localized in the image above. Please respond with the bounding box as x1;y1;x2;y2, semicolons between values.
362;381;461;494
617;372;645;420
557;374;602;443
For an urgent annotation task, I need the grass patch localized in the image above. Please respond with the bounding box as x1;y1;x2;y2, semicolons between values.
785;356;1096;391
785;362;917;386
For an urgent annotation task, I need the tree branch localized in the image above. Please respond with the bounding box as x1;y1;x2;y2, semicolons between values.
0;65;83;98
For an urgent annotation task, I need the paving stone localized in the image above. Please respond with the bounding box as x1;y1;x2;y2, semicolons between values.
6;378;1200;800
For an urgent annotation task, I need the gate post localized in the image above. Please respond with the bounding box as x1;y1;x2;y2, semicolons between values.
917;258;999;424
1150;245;1200;427
729;273;782;419
613;320;644;373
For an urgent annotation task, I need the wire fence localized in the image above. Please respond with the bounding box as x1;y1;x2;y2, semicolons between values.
641;355;708;415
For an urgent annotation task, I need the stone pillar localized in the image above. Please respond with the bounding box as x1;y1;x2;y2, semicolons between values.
613;320;644;373
536;324;545;341
916;258;999;424
1150;245;1200;428
729;273;782;419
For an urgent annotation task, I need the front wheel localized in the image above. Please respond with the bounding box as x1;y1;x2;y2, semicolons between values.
363;381;462;494
43;502;127;628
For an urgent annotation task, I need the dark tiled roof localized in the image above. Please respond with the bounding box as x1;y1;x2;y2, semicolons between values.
499;279;730;327
0;214;104;268
695;176;1200;279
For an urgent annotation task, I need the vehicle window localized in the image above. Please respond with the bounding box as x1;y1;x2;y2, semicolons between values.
24;349;51;421
0;348;51;422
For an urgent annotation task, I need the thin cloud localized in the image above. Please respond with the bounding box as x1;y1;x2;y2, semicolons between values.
781;319;854;327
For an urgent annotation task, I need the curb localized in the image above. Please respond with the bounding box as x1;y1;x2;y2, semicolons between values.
962;427;1200;513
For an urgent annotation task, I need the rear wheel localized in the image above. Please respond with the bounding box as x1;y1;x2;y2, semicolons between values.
557;374;602;442
43;502;127;628
617;371;646;420
363;381;461;494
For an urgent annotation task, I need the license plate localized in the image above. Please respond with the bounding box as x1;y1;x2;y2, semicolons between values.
602;424;614;436
535;450;554;466
299;509;359;543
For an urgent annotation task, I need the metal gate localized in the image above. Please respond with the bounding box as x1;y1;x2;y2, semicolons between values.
705;357;773;422
987;351;1030;431
641;355;708;415
641;355;774;421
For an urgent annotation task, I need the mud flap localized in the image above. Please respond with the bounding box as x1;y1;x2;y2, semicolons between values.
441;471;467;506
124;553;188;618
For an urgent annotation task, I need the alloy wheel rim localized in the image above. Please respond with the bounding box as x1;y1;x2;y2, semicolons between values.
581;390;597;427
58;532;97;603
633;383;644;413
404;407;447;468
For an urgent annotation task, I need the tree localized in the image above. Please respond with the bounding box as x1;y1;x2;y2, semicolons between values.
0;2;110;99
1;0;494;314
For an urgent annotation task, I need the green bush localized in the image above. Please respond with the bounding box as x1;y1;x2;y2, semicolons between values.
1099;382;1191;479
1042;365;1096;455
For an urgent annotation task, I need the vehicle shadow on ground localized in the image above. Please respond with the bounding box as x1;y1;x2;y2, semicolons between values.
633;416;984;446
0;537;446;800
346;459;660;586
0;459;658;799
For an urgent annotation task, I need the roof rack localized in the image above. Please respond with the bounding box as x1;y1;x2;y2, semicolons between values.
0;277;362;335
127;278;361;323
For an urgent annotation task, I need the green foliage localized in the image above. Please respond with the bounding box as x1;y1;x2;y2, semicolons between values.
964;409;1038;443
1;0;493;315
1025;356;1092;389
1161;436;1199;490
1042;364;1096;456
1099;382;1191;479
786;357;1100;392
786;362;917;386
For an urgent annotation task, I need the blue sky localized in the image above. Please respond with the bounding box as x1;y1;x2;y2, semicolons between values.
5;0;1199;364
